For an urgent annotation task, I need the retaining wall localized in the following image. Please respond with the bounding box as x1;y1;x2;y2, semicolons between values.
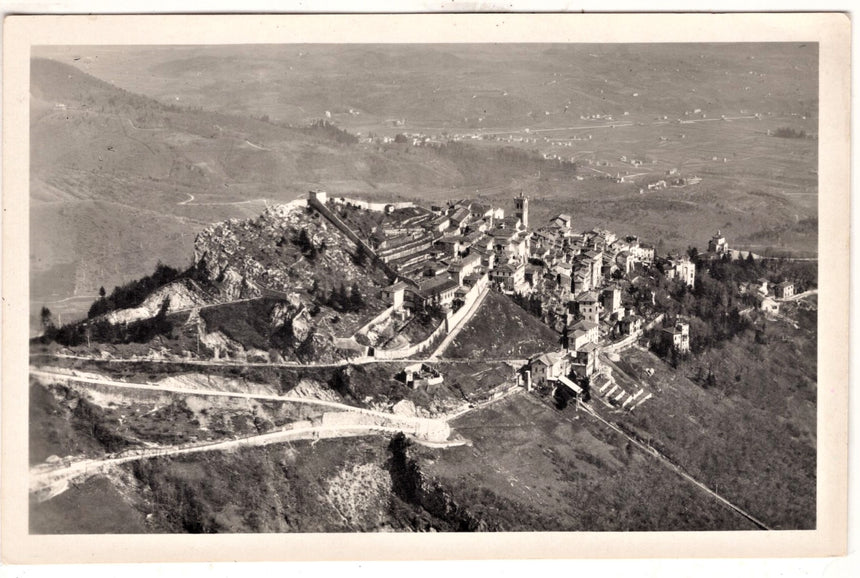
307;195;399;281
355;305;396;337
443;275;488;331
373;319;447;360
330;197;415;212
603;313;665;354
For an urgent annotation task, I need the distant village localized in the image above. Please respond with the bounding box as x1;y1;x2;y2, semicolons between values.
308;189;803;411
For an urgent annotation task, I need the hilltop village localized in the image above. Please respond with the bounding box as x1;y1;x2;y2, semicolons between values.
31;187;818;535
302;189;807;410
38;184;812;420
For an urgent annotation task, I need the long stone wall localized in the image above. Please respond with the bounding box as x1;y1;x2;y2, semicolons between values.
602;313;665;354
373;320;448;360
307;194;399;281
354;305;397;337
602;333;638;355
443;275;488;331
330;197;415;212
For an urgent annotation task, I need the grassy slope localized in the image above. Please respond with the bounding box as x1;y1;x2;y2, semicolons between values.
30;392;755;534
421;393;756;531
29;58;567;326
32;437;410;534
445;291;560;359
607;335;815;530
49;44;817;132
41;44;818;258
30;475;148;534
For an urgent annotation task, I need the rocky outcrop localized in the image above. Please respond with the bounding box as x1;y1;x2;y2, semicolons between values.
269;295;312;344
87;200;389;365
192;201;387;304
387;433;495;531
103;279;207;325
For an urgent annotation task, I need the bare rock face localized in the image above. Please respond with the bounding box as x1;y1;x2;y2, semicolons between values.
270;302;293;330
392;399;418;417
103;279;206;325
290;310;312;344
219;267;260;301
286;379;341;402
192;200;385;302
198;329;243;360
270;299;312;345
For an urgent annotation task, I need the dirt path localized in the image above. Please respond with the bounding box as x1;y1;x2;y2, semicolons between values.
30;422;460;503
32;351;529;369
443;387;523;421
244;139;269;151
577;400;771;530
29;364;482;501
30;368;447;428
177;192;195;205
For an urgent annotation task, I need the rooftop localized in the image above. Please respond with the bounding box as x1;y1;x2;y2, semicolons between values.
575;291;599;303
571;319;599;331
532;351;564;367
577;342;599;353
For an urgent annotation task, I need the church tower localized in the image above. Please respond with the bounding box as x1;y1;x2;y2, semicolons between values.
514;192;529;229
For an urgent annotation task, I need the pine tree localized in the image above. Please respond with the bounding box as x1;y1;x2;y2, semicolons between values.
330;282;349;311
40;306;54;330
349;283;364;312
296;229;317;260
354;243;368;266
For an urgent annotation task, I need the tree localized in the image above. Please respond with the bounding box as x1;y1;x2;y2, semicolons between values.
99;286;106;298
329;366;354;399
40;306;54;330
560;324;570;349
354;243;368;267
328;283;350;312
687;246;699;262
704;365;717;388
295;229;317;260
349;283;364;312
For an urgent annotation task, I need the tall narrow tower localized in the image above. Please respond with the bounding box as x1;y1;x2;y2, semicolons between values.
514;191;529;229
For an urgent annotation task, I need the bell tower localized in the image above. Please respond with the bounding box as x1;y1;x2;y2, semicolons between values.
514;192;529;229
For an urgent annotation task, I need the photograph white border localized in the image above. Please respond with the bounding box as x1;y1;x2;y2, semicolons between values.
1;11;850;564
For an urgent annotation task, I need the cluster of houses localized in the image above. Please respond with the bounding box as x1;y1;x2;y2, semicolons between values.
739;276;796;316
527;215;664;335
517;217;671;403
317;189;802;410
701;231;797;316
344;192;534;315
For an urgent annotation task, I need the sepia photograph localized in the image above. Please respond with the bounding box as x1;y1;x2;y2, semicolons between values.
2;12;850;564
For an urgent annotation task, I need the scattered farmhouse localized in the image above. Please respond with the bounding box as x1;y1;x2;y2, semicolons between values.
397;363;444;388
660;321;690;354
775;280;795;300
